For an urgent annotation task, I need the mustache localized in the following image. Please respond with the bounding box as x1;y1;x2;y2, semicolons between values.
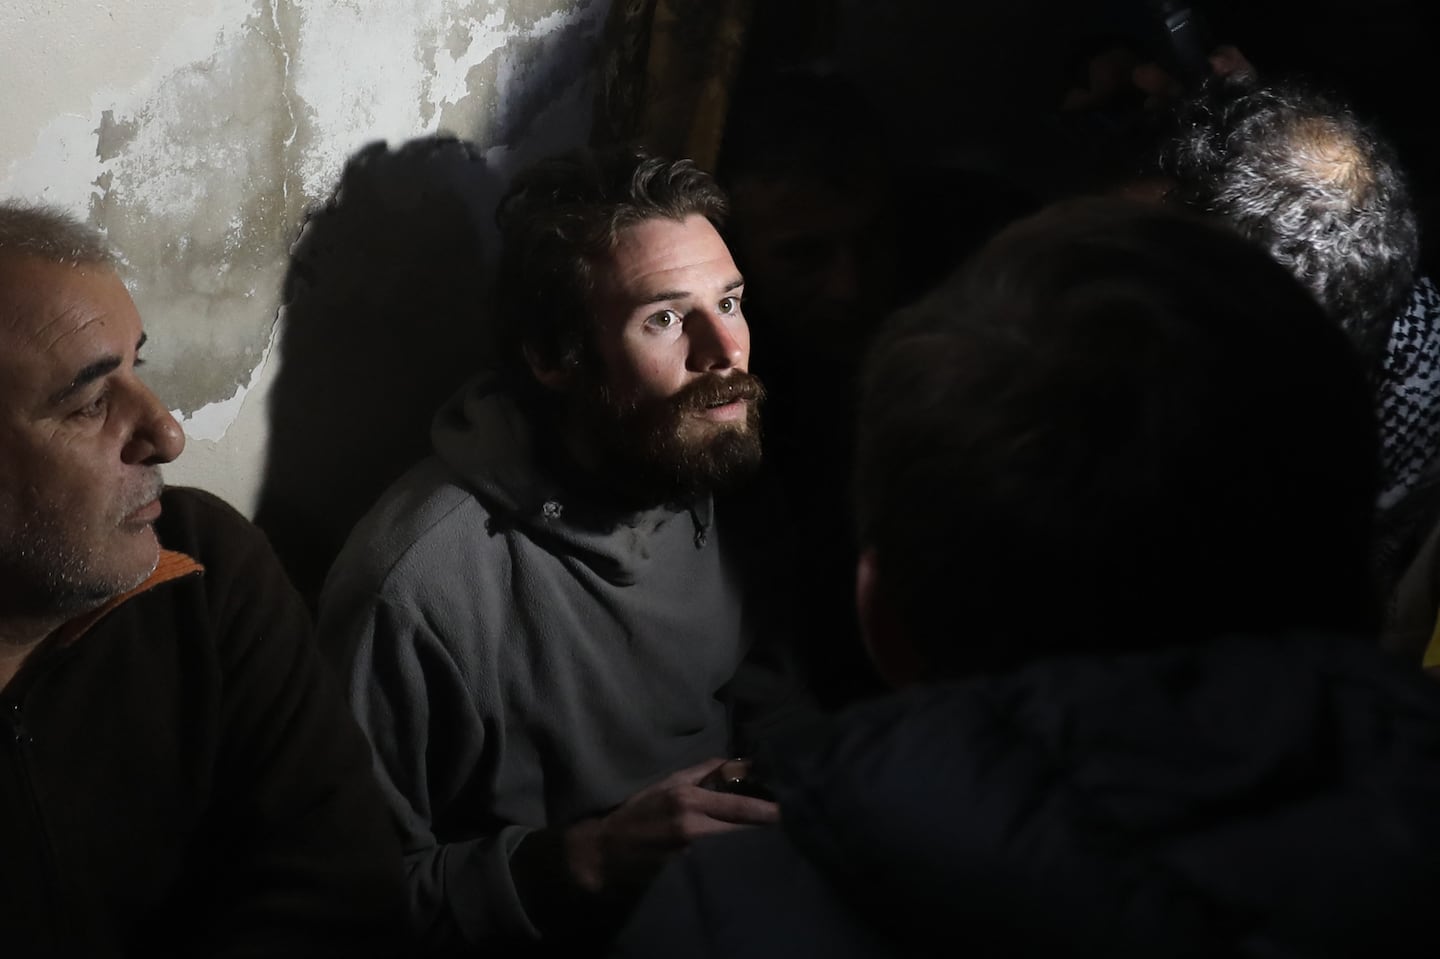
671;371;766;412
117;470;166;520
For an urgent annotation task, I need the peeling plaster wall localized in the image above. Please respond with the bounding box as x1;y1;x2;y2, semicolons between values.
1;0;609;516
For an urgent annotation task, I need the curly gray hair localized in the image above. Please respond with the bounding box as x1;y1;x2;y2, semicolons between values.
1161;75;1419;360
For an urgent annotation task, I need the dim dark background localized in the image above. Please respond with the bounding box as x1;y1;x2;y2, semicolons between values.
743;0;1437;272
715;0;1436;704
255;0;1436;611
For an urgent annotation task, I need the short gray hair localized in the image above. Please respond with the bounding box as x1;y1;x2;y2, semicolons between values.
1161;76;1418;361
0;201;114;267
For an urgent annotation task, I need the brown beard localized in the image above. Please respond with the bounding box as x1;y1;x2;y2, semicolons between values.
580;370;767;507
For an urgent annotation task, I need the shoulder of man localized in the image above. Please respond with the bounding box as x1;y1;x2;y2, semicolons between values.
151;484;303;606
143;487;410;955
324;457;505;595
73;487;315;697
315;456;527;673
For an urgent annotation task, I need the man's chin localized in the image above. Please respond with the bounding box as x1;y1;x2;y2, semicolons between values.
678;427;764;491
39;553;157;619
78;535;162;606
677;414;755;446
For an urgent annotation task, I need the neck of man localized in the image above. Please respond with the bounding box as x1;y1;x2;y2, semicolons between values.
555;417;660;514
547;411;700;517
554;404;604;481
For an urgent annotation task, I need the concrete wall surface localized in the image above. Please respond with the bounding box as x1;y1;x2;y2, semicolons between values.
1;0;610;527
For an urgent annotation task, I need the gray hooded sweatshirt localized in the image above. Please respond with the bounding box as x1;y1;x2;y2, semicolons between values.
318;375;793;951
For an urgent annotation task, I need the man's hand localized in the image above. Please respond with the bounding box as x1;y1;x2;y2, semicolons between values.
564;758;779;898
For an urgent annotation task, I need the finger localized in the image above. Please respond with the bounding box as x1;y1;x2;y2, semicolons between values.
643;757;731;794
685;788;781;826
677;814;762;842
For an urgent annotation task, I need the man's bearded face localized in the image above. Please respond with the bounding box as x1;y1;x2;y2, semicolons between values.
576;214;767;504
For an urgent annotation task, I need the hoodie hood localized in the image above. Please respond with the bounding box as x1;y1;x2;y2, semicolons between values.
760;634;1440;957
430;374;711;586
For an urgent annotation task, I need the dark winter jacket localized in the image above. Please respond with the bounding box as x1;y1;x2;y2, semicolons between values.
0;487;407;957
614;633;1440;958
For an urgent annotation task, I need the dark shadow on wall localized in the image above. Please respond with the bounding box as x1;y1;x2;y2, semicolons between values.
253;136;503;610
253;2;607;611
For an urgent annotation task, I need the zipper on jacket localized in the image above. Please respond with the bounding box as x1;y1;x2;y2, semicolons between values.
9;699;32;745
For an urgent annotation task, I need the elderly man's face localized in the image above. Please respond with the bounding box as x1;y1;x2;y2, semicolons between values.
0;255;185;617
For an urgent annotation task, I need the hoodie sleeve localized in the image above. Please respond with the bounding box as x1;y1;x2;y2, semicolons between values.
321;587;543;949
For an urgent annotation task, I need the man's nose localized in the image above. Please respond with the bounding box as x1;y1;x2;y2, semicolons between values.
121;385;186;466
685;309;746;373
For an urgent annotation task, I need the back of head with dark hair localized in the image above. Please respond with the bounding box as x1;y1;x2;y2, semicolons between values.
492;145;728;388
1161;75;1419;360
856;198;1379;676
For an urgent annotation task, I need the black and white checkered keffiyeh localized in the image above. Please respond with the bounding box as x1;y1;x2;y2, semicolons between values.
1372;276;1440;591
1377;276;1440;513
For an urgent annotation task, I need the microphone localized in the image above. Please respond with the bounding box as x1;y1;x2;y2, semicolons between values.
1144;1;1215;85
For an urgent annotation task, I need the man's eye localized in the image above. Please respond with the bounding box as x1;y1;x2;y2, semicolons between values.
718;296;742;315
73;393;109;419
646;309;681;330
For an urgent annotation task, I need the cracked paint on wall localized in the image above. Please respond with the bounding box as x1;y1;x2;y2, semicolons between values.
0;0;609;511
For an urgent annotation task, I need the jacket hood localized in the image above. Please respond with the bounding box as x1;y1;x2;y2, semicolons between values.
430;374;710;586
761;634;1440;956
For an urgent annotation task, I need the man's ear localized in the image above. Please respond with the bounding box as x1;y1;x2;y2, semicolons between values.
856;547;923;689
523;343;573;392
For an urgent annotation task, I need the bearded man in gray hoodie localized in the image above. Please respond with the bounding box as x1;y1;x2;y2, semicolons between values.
318;145;806;955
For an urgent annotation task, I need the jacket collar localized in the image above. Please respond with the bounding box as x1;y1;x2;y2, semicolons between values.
52;549;204;648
